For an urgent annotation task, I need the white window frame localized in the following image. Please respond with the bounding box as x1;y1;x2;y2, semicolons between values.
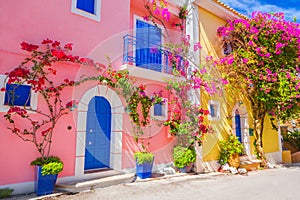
71;0;101;22
151;98;168;121
0;74;38;112
208;100;220;121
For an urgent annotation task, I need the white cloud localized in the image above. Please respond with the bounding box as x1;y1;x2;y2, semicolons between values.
220;0;300;22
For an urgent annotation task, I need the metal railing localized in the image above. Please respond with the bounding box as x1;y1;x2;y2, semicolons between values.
123;34;184;74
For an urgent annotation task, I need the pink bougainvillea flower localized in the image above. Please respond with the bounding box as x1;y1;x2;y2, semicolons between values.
194;42;202;51
242;58;249;64
143;15;149;21
154;8;160;15
161;8;170;21
221;78;229;84
227;56;234;65
296;82;300;90
265;53;271;58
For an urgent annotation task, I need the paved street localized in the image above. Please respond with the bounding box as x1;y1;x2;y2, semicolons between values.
46;165;300;200
7;165;300;200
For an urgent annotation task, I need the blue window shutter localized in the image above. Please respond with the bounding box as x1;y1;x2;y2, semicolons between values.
154;103;163;116
4;84;31;106
136;20;162;71
77;0;95;14
210;104;215;117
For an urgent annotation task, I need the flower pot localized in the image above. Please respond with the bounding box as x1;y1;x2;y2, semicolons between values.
35;166;58;196
228;153;240;168
178;166;187;173
136;160;154;179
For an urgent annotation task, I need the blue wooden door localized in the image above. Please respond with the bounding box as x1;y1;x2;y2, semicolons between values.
85;96;111;170
235;110;242;143
136;20;162;71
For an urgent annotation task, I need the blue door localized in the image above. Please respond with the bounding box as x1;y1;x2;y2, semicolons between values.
136;20;162;72
85;96;111;170
235;109;242;143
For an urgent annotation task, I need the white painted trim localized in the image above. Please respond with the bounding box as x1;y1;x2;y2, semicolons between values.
265;151;281;164
121;64;174;82
208;100;220;121
151;98;168;121
71;0;101;22
201;160;221;172
195;0;242;20
232;103;251;155
0;74;38;113
75;85;124;178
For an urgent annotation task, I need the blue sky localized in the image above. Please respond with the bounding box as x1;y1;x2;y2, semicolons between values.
220;0;300;22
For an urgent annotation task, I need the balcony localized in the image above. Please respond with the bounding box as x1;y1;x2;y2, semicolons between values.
123;34;184;74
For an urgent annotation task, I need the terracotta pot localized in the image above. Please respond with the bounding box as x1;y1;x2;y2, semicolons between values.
228;153;240;168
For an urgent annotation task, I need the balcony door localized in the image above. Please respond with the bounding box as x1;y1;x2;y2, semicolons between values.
135;20;162;72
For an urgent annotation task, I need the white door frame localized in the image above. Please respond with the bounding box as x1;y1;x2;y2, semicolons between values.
75;85;124;177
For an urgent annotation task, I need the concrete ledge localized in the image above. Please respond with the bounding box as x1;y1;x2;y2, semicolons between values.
56;173;136;193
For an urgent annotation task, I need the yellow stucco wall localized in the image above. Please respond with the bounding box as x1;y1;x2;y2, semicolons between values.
197;7;279;162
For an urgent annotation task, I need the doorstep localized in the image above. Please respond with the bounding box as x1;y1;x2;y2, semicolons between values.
55;172;136;193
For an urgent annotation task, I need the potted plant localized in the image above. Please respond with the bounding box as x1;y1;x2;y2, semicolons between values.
134;151;154;179
30;156;64;196
218;134;244;168
173;145;196;173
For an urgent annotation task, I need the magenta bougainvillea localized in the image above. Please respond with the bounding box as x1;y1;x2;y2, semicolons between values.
217;12;300;160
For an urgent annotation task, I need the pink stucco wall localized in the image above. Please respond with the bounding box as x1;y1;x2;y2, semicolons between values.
0;0;183;187
0;0;130;185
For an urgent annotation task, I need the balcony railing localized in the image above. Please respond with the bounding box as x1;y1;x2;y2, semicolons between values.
123;34;184;74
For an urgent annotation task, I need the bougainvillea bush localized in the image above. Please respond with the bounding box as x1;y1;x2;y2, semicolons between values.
217;12;300;160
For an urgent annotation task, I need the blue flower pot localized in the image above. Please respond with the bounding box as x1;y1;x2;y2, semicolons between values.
178;166;187;173
136;160;154;179
35;166;58;196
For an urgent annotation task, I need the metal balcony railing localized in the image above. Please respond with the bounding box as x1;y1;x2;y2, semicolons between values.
123;34;184;74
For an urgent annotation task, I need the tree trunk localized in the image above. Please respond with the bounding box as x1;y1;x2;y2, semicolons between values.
253;107;267;165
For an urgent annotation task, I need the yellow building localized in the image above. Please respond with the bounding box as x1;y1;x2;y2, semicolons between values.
190;0;282;171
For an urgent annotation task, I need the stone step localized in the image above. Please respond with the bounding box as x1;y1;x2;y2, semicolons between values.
55;173;136;193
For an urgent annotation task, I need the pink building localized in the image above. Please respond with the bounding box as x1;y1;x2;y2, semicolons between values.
0;0;185;194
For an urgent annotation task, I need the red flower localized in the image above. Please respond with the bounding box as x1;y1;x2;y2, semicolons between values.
0;87;6;92
42;38;53;44
20;42;39;52
52;41;60;48
64;43;73;50
139;84;146;91
51;49;66;59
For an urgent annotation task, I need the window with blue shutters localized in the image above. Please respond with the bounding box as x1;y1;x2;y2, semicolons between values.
135;20;162;72
0;74;38;112
208;100;220;120
151;98;167;120
154;103;163;116
76;0;95;14
71;0;101;21
4;84;31;106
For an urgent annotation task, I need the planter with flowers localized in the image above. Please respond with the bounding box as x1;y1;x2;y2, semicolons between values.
173;145;196;172
134;151;154;179
218;134;244;168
